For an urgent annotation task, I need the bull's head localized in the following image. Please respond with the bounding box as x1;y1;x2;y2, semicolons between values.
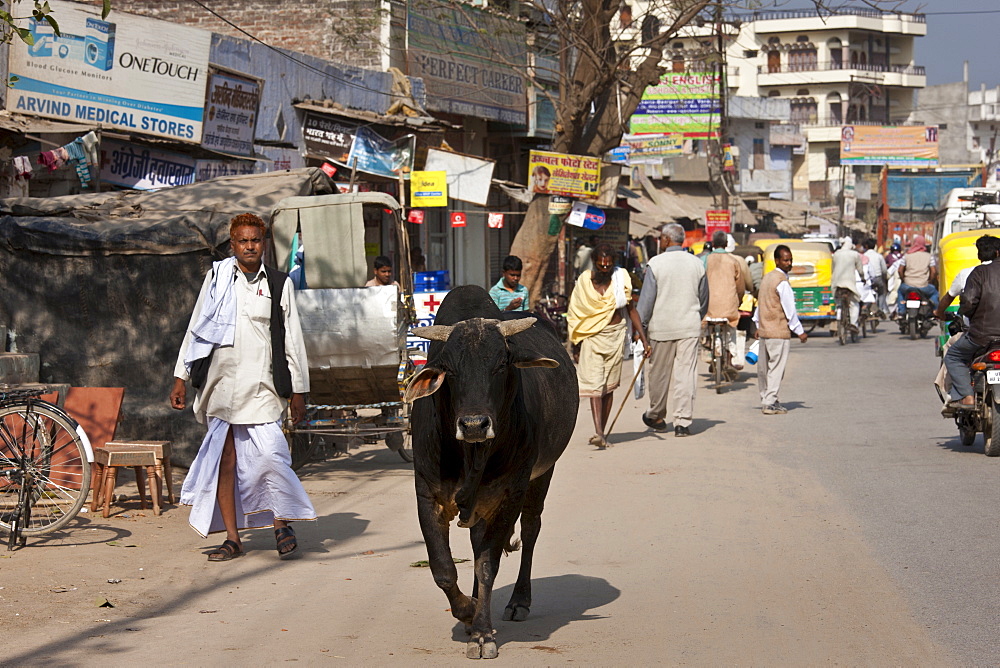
405;317;559;442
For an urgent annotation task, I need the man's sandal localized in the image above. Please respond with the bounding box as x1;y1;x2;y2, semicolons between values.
207;539;243;562
275;526;299;560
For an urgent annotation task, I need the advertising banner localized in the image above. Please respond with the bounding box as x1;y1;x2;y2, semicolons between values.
202;69;260;157
100;139;196;190
840;125;939;167
410;171;448;207
705;210;731;236
630;72;721;137
528;150;600;198
423;147;494;206
347;127;413;179
8;0;211;142
487;213;504;229
302;111;356;162
622;134;684;164
407;0;526;125
566;201;606;230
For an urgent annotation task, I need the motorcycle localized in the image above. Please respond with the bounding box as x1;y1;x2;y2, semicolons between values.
942;334;1000;455
899;290;935;340
534;287;568;342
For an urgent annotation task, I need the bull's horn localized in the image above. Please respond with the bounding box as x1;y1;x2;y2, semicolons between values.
410;325;454;341
498;318;535;338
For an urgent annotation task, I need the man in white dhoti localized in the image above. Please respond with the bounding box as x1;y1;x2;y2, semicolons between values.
170;213;315;561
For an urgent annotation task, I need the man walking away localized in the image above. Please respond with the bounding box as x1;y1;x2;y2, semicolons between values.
567;244;650;448
637;223;708;437
831;236;864;331
754;245;808;414
489;255;529;312
170;213;315;561
861;238;889;318
704;230;753;371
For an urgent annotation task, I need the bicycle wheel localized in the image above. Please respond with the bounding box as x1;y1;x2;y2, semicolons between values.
712;328;724;392
0;403;90;536
837;306;847;346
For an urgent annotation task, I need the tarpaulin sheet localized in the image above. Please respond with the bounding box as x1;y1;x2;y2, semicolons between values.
0;168;334;255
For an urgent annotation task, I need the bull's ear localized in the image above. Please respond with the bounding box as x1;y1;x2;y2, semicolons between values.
513;356;559;369
403;366;446;402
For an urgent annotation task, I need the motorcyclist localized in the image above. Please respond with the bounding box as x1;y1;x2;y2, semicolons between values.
943;235;1000;409
861;238;889;318
895;235;939;320
831;236;864;332
885;241;903;268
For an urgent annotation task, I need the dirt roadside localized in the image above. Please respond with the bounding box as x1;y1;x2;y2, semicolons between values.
1;390;954;666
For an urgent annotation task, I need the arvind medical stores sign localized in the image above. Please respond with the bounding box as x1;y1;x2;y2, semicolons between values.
7;1;211;142
407;0;527;125
631;72;721;137
840;125;939;167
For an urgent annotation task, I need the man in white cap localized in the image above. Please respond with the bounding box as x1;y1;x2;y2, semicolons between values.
831;236;864;331
703;230;752;371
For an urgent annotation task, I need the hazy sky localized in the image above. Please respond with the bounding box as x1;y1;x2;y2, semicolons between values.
773;0;1000;89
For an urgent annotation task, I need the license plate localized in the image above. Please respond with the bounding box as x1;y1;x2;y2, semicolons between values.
988;370;1000;385
906;300;921;308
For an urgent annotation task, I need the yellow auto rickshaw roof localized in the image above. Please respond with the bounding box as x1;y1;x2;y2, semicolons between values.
938;228;1000;294
762;242;833;288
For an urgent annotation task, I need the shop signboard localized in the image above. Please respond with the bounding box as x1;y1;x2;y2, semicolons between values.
407;0;527;125
195;159;259;182
8;0;211;142
423;148;494;206
705;209;731;236
302;111;356;162
100;138;196;190
840;125;939;167
347;127;413;179
630;72;721;137
528;150;600;198
410;170;448;207
202;69;260;157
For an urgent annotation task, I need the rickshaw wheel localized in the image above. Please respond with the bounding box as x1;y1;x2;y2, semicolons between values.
289;432;318;472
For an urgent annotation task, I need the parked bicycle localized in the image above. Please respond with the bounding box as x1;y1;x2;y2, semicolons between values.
0;387;92;549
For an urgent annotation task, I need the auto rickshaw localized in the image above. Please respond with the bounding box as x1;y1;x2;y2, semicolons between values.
935;228;1000;352
762;241;835;333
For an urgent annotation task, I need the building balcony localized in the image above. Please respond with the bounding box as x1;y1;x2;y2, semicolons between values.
733;8;927;36
757;61;925;88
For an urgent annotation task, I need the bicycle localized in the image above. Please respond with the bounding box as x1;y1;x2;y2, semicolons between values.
704;319;737;394
0;387;92;550
835;288;858;346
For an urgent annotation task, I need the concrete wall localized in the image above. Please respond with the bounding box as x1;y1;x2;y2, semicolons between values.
83;0;387;71
912;82;978;166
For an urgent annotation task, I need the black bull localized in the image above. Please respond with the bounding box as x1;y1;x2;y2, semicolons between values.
405;286;578;659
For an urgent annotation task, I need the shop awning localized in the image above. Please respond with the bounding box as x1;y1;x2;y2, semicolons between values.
0;112;97;137
293;101;453;131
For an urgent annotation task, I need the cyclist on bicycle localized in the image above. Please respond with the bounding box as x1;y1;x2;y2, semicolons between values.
703;231;753;370
832;236;864;333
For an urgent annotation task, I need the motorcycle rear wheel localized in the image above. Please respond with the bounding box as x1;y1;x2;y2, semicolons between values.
988;400;1000;457
908;318;917;340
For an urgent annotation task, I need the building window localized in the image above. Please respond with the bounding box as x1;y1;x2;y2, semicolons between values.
753;138;765;170
744;49;758;58
825;147;840;167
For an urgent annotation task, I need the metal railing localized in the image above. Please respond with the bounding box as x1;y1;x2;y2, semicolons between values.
733;8;926;23
758;61;925;76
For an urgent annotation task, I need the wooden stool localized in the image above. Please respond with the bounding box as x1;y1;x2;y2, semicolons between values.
91;445;164;517
102;441;174;505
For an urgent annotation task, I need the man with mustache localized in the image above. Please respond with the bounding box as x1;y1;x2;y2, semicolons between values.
567;243;651;448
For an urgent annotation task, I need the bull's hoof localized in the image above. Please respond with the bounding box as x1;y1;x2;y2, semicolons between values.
466;638;498;659
502;604;530;622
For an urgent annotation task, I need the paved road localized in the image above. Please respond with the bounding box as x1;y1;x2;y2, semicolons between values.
2;321;996;665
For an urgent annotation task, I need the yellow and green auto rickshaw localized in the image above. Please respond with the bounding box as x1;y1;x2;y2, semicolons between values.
935;228;1000;351
762;241;835;333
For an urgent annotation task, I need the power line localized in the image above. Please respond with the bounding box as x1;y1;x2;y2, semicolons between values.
923;9;1000;15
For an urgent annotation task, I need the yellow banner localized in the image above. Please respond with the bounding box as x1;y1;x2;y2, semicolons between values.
528;150;600;198
840;125;939;167
410;171;448;207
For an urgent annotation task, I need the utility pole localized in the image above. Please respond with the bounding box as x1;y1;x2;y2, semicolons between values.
714;2;729;211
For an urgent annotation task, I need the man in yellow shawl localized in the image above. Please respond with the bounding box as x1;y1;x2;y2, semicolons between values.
567;244;651;448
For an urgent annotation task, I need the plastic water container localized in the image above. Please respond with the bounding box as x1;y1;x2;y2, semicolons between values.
413;270;450;293
745;339;760;365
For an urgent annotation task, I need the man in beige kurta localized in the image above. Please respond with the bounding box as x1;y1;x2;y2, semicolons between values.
831;236;864;330
704;231;753;368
